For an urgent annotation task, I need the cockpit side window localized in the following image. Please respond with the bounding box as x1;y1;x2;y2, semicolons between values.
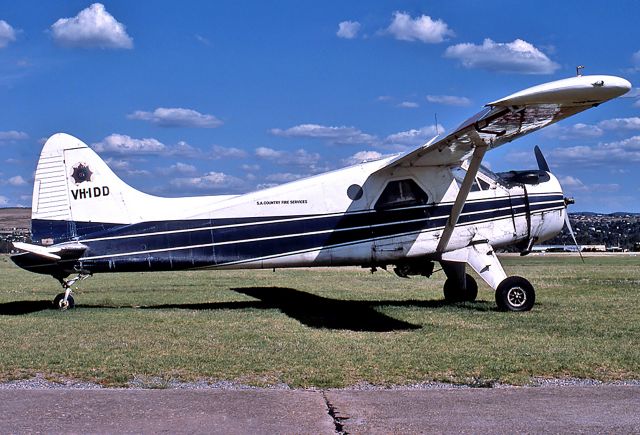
375;179;429;210
477;178;491;190
452;167;481;192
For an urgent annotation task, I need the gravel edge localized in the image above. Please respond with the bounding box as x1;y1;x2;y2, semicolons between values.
1;374;640;390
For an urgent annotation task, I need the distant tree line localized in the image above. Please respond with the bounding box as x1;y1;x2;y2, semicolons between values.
547;213;640;251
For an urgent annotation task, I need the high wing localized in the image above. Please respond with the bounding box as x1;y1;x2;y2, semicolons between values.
378;75;631;172
373;74;631;253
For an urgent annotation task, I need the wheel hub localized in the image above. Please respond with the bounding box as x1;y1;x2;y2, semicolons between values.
507;286;527;307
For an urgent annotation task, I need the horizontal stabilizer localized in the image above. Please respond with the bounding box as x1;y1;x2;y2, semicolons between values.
12;241;87;261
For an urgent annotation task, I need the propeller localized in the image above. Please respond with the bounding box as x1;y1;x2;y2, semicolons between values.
534;145;550;172
535;146;584;262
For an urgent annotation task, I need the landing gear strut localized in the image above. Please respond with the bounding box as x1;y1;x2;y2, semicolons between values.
443;273;478;302
440;261;478;302
53;273;91;310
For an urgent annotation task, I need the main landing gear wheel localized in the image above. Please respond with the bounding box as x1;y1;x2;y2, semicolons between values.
495;276;535;312
443;273;478;302
53;293;75;310
52;272;90;311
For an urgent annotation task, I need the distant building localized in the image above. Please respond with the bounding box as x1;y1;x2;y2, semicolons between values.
532;244;606;253
582;245;607;252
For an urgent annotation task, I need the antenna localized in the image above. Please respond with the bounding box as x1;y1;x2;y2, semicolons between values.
434;113;440;135
576;65;585;77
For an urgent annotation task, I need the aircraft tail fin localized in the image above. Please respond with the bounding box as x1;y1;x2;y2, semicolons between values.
31;133;149;244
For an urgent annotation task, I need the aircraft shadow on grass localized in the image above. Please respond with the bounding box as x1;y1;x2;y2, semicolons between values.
0;300;53;315
0;287;496;332
136;287;496;331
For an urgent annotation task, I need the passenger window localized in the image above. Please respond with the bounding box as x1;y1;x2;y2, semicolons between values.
375;179;429;210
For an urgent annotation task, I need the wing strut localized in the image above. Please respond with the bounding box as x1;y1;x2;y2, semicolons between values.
436;130;488;253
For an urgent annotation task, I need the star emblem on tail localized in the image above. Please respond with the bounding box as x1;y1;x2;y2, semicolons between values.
71;163;93;184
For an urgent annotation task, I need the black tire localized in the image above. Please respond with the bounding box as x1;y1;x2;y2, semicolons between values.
443;273;478;302
52;293;75;310
495;276;535;312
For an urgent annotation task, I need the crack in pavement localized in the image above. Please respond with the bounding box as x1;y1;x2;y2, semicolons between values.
322;390;348;434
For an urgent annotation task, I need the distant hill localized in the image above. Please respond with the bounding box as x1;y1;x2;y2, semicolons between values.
0;207;30;230
0;208;31;253
548;212;640;250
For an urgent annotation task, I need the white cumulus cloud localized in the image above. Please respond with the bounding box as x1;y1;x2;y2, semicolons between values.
8;175;27;186
211;145;247;159
386;11;454;43
128;107;223;128
0;20;16;48
398;101;419;108
255;147;321;167
444;38;559;74
0;130;28;143
93;134;166;154
270;123;377;145
549;135;640;167
51;3;133;49
265;173;305;183
0;195;8;205
559;176;619;194
337;21;361;39
598;117;640;130
559;175;586;191
171;171;245;191
542;123;604;140
255;146;281;159
385;125;442;147
160;162;197;175
104;157;152;177
342;151;384;166
426;94;472;106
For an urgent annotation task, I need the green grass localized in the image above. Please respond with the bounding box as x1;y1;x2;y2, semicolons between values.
0;254;639;387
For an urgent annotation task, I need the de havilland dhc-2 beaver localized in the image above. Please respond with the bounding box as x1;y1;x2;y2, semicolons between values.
11;73;631;312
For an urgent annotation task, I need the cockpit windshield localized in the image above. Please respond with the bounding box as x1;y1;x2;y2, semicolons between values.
452;164;498;191
453;163;549;189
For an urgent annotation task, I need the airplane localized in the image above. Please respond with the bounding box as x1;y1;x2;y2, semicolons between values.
11;73;631;312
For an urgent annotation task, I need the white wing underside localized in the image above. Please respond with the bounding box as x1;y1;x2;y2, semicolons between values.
377;75;631;172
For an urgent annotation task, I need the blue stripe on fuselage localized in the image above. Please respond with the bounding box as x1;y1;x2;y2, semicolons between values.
31;193;564;273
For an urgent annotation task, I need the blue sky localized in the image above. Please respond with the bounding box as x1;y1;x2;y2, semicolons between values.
1;1;639;212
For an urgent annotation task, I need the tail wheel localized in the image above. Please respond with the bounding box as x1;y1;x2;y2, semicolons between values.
443;273;478;302
495;276;535;312
53;293;75;310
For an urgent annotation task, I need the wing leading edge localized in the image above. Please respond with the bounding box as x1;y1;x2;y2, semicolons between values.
377;75;631;172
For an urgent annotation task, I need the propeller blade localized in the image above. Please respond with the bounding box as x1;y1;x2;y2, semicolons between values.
564;210;584;262
534;145;550;172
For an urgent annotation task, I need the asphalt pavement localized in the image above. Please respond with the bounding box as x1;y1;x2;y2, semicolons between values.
1;386;639;434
